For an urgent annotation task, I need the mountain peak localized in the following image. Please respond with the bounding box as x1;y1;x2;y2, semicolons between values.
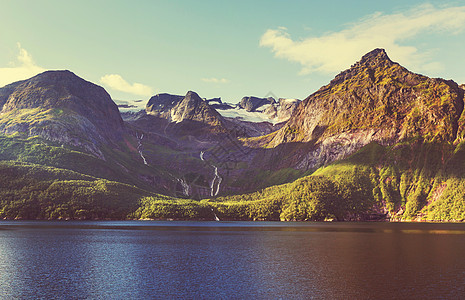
360;48;389;62
327;49;397;87
353;48;394;70
170;91;223;125
26;70;83;85
184;91;203;102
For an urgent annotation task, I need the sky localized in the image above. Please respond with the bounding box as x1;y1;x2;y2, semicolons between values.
1;0;465;103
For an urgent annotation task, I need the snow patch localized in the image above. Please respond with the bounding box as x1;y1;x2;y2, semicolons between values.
217;107;277;124
115;99;146;112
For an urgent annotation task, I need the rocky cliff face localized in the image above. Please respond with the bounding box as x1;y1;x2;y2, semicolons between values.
264;98;301;123
146;93;185;119
268;48;464;169
0;70;124;158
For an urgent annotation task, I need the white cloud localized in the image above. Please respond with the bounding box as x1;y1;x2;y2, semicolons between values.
100;74;154;97
260;4;465;75
201;77;230;83
0;43;46;87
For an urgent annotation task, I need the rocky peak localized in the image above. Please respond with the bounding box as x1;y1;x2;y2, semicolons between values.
170;91;224;126
183;90;202;103
329;48;399;87
358;48;391;67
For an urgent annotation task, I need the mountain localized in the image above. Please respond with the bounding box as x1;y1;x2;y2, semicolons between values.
0;70;124;158
0;72;218;199
145;93;184;118
205;97;233;110
211;49;465;222
263;98;301;123
268;48;464;169
238;96;276;112
146;91;225;127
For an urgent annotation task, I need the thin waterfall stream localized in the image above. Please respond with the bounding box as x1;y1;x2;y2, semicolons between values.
136;133;148;165
200;151;222;197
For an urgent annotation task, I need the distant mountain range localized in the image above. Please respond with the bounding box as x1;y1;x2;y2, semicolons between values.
1;49;464;222
118;91;301;125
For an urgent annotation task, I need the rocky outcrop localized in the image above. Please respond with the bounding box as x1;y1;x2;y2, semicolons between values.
238;96;276;112
269;48;464;169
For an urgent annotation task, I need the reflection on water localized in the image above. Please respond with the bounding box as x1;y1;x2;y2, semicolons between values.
0;221;464;299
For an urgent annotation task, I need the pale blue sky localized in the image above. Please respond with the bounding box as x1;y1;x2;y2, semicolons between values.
1;0;465;102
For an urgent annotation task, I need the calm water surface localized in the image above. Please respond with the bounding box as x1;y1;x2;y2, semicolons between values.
0;221;464;299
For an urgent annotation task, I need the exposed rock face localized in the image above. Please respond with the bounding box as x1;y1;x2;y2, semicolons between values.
0;70;125;158
171;91;224;125
267;98;301;123
239;96;276;112
0;80;25;109
269;48;464;169
146;93;184;119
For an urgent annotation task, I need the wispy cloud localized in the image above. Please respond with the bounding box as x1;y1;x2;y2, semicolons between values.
100;74;154;97
0;43;46;87
260;4;465;75
201;77;230;84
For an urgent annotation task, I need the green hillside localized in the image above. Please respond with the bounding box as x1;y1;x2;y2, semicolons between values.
204;139;465;222
0;160;157;220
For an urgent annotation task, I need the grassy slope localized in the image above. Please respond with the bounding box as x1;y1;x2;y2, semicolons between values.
0;160;147;219
0;134;195;195
0;158;221;220
0;135;218;220
2;134;465;221
205;139;465;222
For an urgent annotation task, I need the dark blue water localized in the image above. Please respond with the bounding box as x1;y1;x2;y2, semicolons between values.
0;221;464;299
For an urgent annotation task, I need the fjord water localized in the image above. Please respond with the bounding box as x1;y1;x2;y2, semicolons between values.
0;221;464;299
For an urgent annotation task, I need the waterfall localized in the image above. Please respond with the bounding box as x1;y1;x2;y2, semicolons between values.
211;208;220;221
210;166;222;197
177;178;190;196
136;133;148;165
202;150;222;197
